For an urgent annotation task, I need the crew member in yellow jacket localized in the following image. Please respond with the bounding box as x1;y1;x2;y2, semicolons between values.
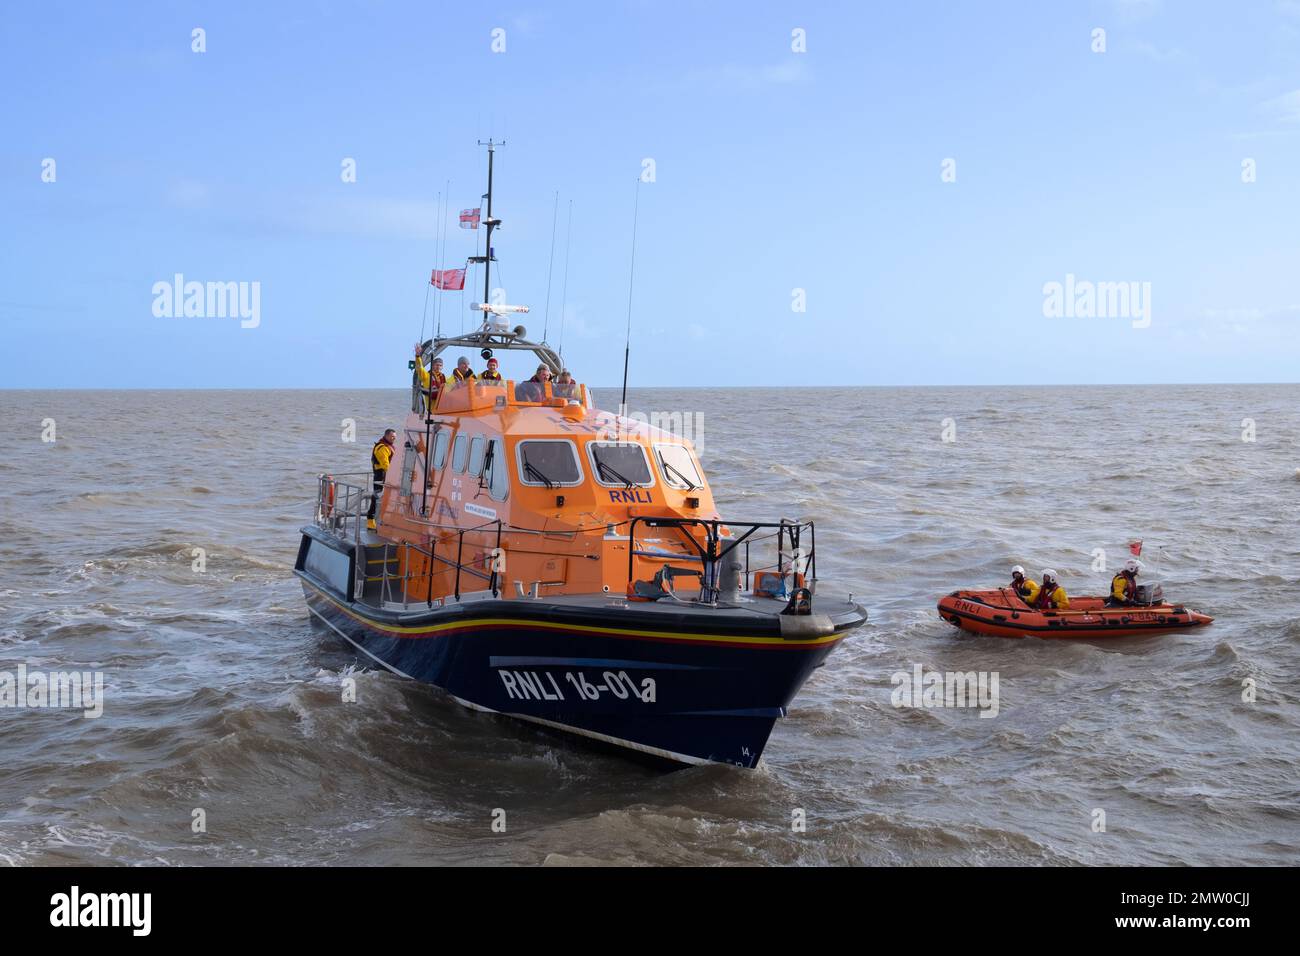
1033;569;1069;609
413;353;446;412
367;429;396;531
452;356;477;387
1010;565;1039;605
1106;559;1141;606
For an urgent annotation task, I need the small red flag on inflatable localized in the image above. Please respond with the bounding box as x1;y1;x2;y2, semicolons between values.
1128;540;1143;557
430;268;466;290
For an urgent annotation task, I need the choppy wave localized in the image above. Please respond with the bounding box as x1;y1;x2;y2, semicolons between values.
1;386;1298;865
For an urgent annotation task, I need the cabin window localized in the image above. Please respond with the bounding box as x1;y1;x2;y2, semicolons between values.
468;436;486;477
401;431;430;497
400;452;414;496
587;441;653;487
432;429;450;470
451;434;468;473
654;443;703;490
516;439;583;487
486;439;509;501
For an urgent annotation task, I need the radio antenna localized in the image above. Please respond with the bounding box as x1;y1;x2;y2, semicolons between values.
419;188;440;345
542;190;559;343
619;178;641;421
434;180;449;339
558;199;573;359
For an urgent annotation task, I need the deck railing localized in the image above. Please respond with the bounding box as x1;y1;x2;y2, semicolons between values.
627;516;815;604
311;474;815;610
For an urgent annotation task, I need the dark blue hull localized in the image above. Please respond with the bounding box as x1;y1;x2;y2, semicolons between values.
298;577;858;767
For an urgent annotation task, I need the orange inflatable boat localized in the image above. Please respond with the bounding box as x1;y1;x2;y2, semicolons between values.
937;587;1212;639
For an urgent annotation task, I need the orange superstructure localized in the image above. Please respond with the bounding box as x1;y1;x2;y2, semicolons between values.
373;373;720;604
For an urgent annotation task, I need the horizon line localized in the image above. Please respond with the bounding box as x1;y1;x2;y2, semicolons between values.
2;382;1298;392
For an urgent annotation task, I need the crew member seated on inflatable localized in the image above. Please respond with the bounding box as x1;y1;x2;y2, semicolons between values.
1010;565;1039;604
413;351;446;411
1033;569;1069;610
1106;559;1141;607
452;356;477;387
480;357;503;383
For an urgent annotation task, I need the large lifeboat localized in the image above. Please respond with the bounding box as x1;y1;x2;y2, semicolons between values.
294;144;867;767
937;586;1212;639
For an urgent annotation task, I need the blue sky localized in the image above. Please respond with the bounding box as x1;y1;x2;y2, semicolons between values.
2;0;1299;388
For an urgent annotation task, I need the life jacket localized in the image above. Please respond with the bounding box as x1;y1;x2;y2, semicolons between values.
1034;583;1059;610
429;370;447;391
480;369;503;382
371;438;394;471
1011;576;1029;597
1111;572;1137;602
454;367;476;383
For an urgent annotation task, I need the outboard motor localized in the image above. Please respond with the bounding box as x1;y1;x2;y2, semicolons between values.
1135;582;1164;606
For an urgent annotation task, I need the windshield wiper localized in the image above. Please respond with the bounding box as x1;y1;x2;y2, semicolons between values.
662;461;698;491
524;459;555;489
597;459;637;490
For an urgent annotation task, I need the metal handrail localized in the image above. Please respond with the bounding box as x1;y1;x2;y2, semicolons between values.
312;475;817;610
626;515;816;605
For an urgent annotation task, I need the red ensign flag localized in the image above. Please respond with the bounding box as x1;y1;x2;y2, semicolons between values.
430;268;466;290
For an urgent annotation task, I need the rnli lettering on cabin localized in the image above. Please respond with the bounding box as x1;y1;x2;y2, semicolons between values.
608;489;653;504
430;267;467;290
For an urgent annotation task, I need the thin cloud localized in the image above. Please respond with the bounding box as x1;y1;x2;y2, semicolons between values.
1257;88;1300;124
1111;0;1162;22
678;58;809;93
284;197;443;240
1130;39;1187;63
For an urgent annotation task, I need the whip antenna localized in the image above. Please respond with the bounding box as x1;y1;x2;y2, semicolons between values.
542;190;559;343
419;188;440;345
558;199;573;358
620;178;641;419
434;181;449;339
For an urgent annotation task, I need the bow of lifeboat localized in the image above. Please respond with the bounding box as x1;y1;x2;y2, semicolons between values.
297;351;866;768
937;587;1212;639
